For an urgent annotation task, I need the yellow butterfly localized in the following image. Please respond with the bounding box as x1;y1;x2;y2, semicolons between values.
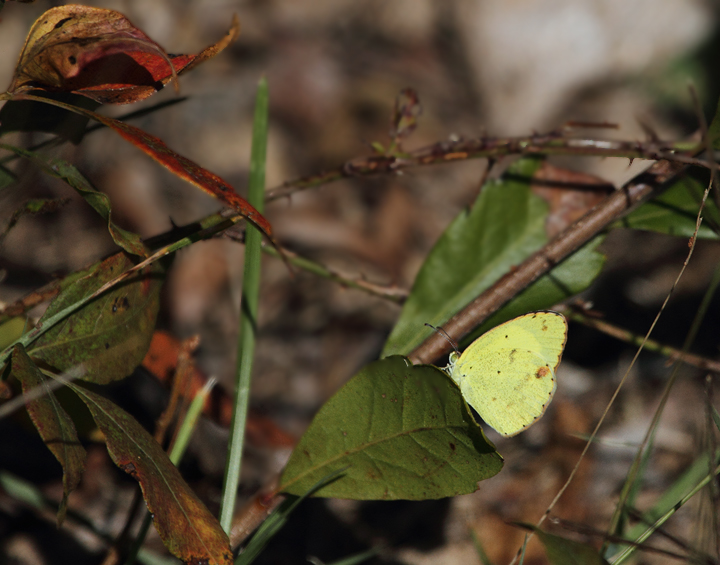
445;311;568;437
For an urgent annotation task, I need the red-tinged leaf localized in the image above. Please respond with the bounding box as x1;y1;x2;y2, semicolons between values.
246;411;297;449
142;331;297;447
11;345;86;526
67;383;232;565
29;252;162;385
94;115;274;238
8;6;169;95
10;92;276;244
142;330;184;384
7;6;239;105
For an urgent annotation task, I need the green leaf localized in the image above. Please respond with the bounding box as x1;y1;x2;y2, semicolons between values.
279;356;503;500
619;172;719;239
470;529;494;565
619;450;720;557
518;524;609;565
321;548;379;565
0;143;147;256
0;471;46;510
0;317;26;351
67;382;232;565
382;158;605;356
370;141;385;154
46;158;148;256
28;252;163;384
470;237;603;344
11;345;86;525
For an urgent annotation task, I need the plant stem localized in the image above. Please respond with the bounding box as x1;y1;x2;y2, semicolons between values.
219;77;269;533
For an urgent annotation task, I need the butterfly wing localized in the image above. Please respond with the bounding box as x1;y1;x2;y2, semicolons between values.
450;312;567;437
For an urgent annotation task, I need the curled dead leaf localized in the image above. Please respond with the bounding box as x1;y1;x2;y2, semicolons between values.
7;5;239;105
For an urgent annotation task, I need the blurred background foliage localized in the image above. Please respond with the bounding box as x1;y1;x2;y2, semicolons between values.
1;1;720;564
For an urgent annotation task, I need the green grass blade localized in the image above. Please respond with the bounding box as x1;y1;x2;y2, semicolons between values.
470;529;495;565
313;547;379;565
168;377;217;465
219;76;269;532
610;462;720;564
604;259;720;555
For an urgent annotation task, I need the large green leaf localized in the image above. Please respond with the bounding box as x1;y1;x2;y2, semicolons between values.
28;252;162;384
67;383;232;565
279;356;503;500
466;237;604;345
618;172;720;239
382;159;605;356
11;345;86;525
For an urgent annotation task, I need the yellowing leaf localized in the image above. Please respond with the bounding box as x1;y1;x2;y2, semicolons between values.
69;383;232;565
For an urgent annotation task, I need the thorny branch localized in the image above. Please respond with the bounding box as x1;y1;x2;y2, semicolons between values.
408;157;690;365
266;127;705;201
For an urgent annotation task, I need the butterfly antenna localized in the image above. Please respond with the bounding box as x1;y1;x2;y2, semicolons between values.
424;323;459;355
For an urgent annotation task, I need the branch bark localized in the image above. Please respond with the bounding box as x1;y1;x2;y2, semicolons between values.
408;158;689;365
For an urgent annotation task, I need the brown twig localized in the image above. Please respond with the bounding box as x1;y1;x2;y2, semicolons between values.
258;243;409;303
408;158;689;365
266;131;703;202
154;334;201;446
229;478;284;549
0;279;63;323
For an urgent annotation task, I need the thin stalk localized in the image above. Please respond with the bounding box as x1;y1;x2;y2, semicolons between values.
603;200;720;558
219;77;269;533
259;244;407;303
610;464;720;564
564;309;720;372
